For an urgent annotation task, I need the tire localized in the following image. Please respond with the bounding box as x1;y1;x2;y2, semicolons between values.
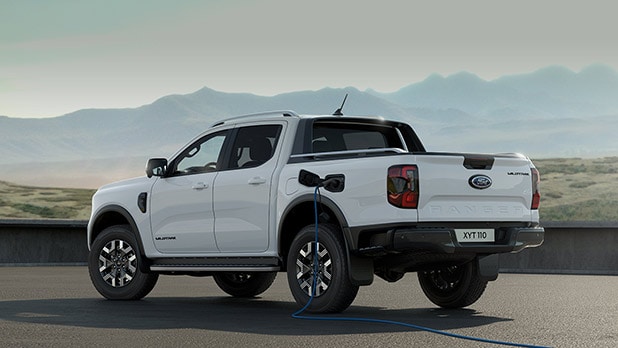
286;223;359;313
88;225;159;300
213;272;277;297
417;261;487;309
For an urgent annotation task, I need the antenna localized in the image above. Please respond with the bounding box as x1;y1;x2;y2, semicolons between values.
332;94;348;116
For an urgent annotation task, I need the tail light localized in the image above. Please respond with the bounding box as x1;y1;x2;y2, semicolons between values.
387;165;419;209
531;167;540;210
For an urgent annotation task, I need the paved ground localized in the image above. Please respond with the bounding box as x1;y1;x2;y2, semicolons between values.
0;267;616;347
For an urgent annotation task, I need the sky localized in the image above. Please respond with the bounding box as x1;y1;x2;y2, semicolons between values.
1;0;617;118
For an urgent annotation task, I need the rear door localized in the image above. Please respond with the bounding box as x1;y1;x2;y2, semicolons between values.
213;123;285;252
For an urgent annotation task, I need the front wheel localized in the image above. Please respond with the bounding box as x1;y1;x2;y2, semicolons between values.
417;261;487;308
213;272;277;297
88;225;159;300
286;223;359;313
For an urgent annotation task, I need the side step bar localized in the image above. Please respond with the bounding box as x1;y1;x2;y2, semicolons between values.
150;256;280;272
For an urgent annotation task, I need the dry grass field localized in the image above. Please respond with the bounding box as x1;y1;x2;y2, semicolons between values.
0;181;94;220
0;157;617;221
534;156;618;221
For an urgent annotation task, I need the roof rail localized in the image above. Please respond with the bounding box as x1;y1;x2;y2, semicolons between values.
211;110;300;127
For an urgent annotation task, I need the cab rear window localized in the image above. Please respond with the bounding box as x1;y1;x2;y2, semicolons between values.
312;122;405;153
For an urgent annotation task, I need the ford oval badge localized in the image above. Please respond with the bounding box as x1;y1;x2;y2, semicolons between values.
469;175;492;190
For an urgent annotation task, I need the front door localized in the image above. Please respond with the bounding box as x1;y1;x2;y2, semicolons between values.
150;130;229;253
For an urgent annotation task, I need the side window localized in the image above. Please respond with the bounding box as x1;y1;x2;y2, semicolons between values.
227;125;283;169
173;131;229;175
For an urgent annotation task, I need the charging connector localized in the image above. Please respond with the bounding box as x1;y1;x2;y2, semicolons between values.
298;170;345;193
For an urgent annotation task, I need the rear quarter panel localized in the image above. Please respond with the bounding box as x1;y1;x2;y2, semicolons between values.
278;155;419;228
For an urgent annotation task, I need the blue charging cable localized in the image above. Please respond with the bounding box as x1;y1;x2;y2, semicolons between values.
291;186;550;348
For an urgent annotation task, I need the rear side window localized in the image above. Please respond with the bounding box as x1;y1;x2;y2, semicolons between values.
312;122;404;153
226;124;283;169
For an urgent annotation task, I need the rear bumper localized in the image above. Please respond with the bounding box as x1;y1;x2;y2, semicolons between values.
390;226;545;254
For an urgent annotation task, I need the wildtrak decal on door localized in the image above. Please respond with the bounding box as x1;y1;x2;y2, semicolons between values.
155;236;176;241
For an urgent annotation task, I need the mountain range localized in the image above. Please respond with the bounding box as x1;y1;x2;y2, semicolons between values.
2;64;617;188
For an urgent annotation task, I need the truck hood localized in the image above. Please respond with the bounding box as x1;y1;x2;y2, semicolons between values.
97;176;150;192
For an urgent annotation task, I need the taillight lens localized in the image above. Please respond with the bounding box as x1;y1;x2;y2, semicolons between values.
387;165;419;209
531;167;540;210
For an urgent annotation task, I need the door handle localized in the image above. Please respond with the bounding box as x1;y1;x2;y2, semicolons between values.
248;177;267;185
192;182;209;190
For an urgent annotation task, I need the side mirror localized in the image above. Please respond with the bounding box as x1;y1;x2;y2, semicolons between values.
146;158;168;178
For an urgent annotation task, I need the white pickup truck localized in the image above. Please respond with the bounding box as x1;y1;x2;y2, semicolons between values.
87;110;544;313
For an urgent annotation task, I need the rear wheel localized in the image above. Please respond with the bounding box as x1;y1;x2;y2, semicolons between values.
417;261;487;308
88;225;158;300
286;223;359;313
213;272;277;297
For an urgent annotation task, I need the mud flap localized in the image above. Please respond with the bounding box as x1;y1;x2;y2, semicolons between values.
347;253;374;286
477;254;499;281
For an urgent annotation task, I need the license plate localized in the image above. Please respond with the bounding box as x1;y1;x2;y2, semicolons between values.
455;228;495;242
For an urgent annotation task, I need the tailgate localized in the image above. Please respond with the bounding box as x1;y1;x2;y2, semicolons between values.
415;153;535;222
